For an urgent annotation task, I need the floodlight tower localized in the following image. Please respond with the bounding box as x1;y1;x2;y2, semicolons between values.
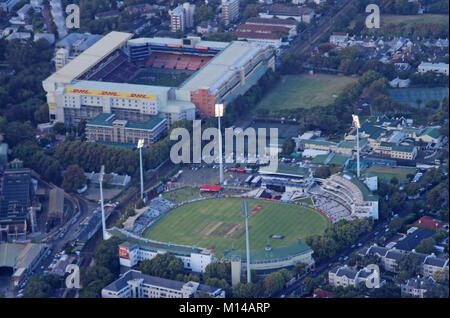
352;114;361;178
215;104;224;185
137;139;145;200
99;165;107;240
241;200;251;283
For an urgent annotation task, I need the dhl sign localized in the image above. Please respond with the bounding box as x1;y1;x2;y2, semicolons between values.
65;88;156;100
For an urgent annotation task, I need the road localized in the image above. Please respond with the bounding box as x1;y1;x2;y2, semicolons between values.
285;0;355;57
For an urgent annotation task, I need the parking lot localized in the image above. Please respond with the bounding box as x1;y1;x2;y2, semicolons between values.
176;166;255;188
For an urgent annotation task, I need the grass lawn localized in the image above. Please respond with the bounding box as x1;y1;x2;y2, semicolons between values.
382;14;449;26
162;187;200;204
256;74;358;112
130;70;192;87
364;166;417;183
143;198;329;258
293;197;315;206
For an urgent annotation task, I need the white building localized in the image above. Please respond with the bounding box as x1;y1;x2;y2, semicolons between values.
102;270;225;298
221;0;239;25
320;173;379;220
116;234;215;273
330;32;348;47
170;2;195;32
328;265;373;288
417;62;449;76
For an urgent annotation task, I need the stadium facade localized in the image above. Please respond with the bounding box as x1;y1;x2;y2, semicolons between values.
43;31;275;132
110;228;214;273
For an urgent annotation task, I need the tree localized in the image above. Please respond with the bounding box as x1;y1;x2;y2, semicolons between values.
314;166;331;179
292;262;308;278
396;253;422;281
24;274;61;298
263;269;291;296
53;122;67;135
138;253;184;280
93;236;124;276
415;238;437;255
404;183;420;197
62;164;86;192
232;281;264;298
281;138;295;156
204;262;231;282
369;282;401;298
194;5;214;24
243;4;260;19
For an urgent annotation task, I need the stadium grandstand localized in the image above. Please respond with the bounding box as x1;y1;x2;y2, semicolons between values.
316;173;379;220
43;32;276;133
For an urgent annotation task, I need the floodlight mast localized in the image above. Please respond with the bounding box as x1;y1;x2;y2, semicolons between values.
99;165;107;240
352;115;361;178
215;104;224;185
137;139;145;200
241;200;251;283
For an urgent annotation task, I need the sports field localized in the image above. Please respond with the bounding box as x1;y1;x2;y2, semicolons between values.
143;198;329;258
256;74;358;111
382;14;449;27
130;70;192;87
162;187;200;204
364;166;417;183
388;87;449;109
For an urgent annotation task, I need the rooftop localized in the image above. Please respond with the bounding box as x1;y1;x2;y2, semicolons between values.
178;41;269;94
44;31;133;84
259;163;310;178
87;113;166;131
223;239;312;263
110;228;211;257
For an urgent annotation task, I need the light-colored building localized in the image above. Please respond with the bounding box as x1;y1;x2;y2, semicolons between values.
221;0;239;25
401;276;436;298
102;270;225;298
196;20;219;34
246;17;298;35
329;32;348;47
112;229;215;273
235;31;283;49
170;5;185;32
0;243;49;287
320;173;379;220
223;240;314;284
54;33;104;70
328;265;373;288
86;113;167;147
170;2;195;32
417;62;449;76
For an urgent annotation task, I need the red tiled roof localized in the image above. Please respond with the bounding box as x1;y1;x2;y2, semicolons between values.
237;24;290;33
414;216;444;230
246;17;298;26
313;289;335;298
235;31;282;40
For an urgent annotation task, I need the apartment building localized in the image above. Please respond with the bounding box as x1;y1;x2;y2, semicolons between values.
85;113;167;147
102;270;225;298
221;0;239;25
